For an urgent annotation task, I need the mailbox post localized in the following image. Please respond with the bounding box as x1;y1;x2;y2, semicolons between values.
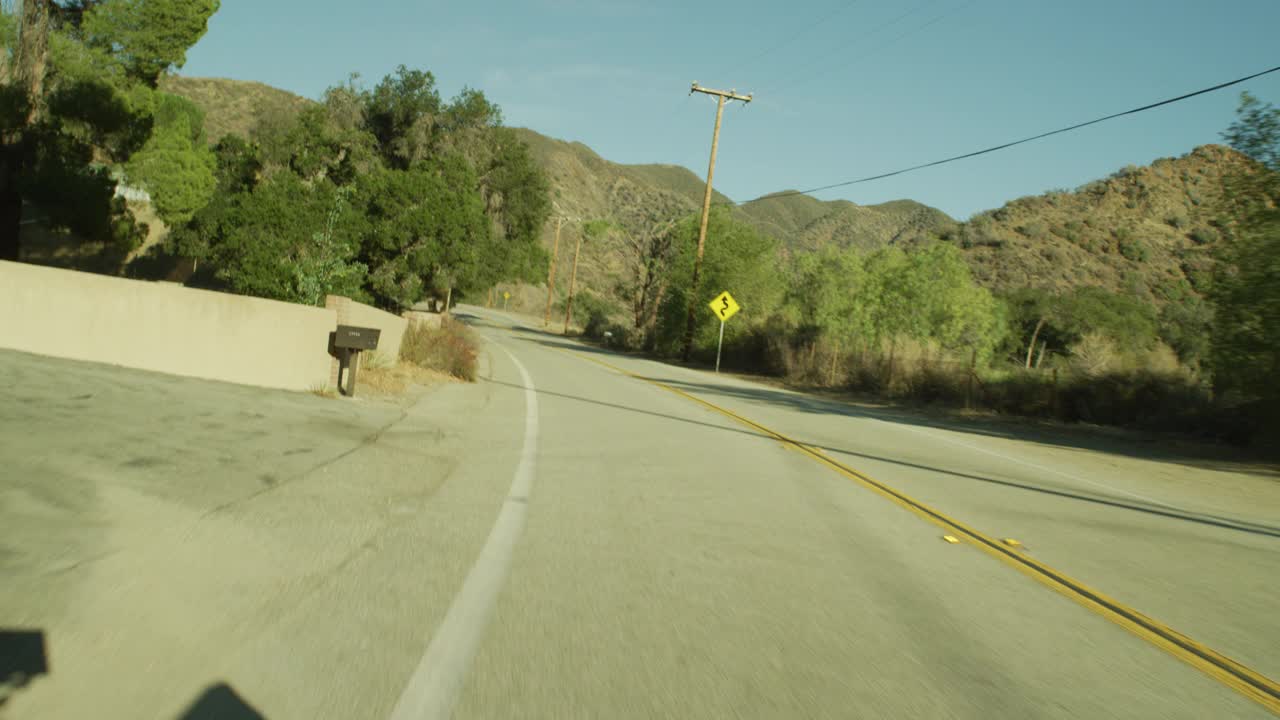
330;325;381;397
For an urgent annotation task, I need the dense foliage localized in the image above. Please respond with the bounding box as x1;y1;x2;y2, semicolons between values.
1211;92;1280;436
5;3;549;310
564;94;1277;445
176;66;550;309
1;0;221;260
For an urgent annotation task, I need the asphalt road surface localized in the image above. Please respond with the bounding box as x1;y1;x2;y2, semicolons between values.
2;305;1278;719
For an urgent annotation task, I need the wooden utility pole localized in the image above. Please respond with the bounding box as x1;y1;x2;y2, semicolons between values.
544;215;563;327
682;82;752;362
563;228;584;335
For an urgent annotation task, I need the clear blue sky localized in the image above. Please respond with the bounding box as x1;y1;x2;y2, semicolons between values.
182;0;1280;219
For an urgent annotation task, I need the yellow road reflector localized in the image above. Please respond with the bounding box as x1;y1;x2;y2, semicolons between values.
943;535;960;544
1003;538;1024;548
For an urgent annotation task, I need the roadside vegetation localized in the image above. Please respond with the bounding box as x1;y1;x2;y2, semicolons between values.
4;5;1275;445
400;317;479;382
570;94;1280;448
2;1;551;312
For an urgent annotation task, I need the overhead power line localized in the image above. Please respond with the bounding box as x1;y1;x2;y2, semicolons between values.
734;64;1280;207
755;0;942;92
765;0;980;98
712;0;864;80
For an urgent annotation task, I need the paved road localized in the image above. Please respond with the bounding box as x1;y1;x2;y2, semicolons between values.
2;306;1278;718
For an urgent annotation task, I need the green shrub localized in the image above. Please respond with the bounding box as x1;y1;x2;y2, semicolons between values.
980;369;1055;417
1059;370;1210;430
1188;228;1216;245
399;317;479;381
1166;215;1188;229
1118;238;1149;262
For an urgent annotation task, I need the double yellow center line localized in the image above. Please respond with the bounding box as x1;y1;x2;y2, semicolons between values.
566;349;1280;715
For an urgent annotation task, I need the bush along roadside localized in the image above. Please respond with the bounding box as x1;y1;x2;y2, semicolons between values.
400;316;480;382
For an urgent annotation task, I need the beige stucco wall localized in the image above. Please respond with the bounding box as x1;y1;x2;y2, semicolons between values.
401;310;444;330
0;260;337;391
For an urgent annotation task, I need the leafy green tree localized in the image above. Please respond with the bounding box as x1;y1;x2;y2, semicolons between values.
1212;92;1280;420
79;0;220;86
189;173;367;304
1158;296;1212;368
363;65;441;170
177;63;549;310
999;285;1157;365
655;207;783;357
209;133;261;192
0;0;219;259
786;244;872;380
356;154;490;310
1222;93;1280;171
856;243;1002;357
999;287;1061;367
1211;207;1280;401
123;92;215;224
1058;286;1158;352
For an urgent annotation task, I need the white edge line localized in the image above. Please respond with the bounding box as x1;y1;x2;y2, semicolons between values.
388;342;538;720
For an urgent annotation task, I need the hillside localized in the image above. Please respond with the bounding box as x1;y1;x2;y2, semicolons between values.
159;76;1248;308
159;76;314;143
935;144;1250;302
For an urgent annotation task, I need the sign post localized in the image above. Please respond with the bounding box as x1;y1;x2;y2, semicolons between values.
503;291;511;311
706;290;740;374
715;319;726;373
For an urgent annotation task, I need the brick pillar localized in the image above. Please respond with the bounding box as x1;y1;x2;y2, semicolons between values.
325;295;351;390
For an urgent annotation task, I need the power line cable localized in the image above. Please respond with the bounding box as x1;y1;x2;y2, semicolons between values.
711;0;864;81
766;0;980;98
755;0;942;92
731;64;1280;207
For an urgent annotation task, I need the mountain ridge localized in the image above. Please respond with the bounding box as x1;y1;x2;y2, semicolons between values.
161;75;1247;307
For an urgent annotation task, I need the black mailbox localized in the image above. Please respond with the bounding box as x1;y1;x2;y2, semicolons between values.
329;325;381;397
334;325;381;351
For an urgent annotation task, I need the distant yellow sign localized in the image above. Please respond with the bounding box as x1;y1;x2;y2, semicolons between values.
708;291;740;322
503;291;511;299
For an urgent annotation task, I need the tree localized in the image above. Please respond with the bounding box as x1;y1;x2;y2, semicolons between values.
998;285;1157;366
850;243;1002;372
1222;92;1280;172
655;208;783;358
1158;295;1212;369
356;155;490;310
194;172;368;304
0;0;219;260
79;0;220;87
598;185;687;336
177;64;549;311
621;215;679;333
1212;92;1280;419
787;244;871;381
363;65;441;170
123;92;215;224
0;0;52;260
1000;288;1057;368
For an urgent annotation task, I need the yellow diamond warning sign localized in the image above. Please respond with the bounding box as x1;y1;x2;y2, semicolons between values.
708;291;740;322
